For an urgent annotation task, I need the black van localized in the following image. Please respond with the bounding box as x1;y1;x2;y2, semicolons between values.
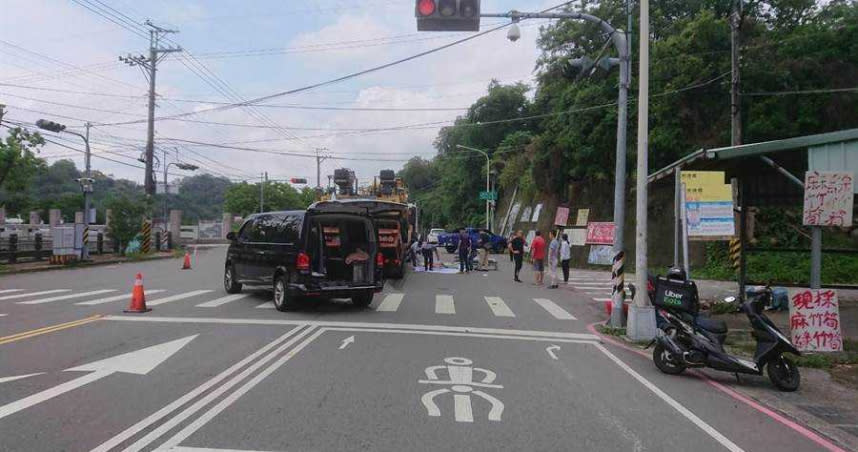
224;202;384;311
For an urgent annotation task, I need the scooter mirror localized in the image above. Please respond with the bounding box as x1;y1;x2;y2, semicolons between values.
724;296;737;303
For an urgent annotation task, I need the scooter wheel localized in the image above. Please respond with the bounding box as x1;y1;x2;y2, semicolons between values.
653;343;686;375
767;355;800;392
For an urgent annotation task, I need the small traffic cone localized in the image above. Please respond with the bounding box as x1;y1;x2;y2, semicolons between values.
124;273;151;313
181;251;192;270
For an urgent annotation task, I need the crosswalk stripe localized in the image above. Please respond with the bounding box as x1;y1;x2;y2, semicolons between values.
593;298;612;302
196;294;250;308
147;290;213;306
0;289;70;301
76;290;166;306
0;314;7;317
376;293;404;312
484;296;515;317
18;289;116;305
0;289;24;294
255;302;275;309
435;295;455;314
534;298;577;320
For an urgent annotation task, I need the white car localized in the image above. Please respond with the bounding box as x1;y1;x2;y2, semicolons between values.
427;228;445;244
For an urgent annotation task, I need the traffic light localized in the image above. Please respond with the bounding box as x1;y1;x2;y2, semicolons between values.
416;0;480;32
290;178;308;184
35;119;66;133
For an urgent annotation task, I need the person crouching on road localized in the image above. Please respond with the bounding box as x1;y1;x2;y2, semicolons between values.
547;229;560;289
530;230;546;286
510;230;525;282
410;238;422;271
478;229;491;271
457;228;472;273
560;233;571;283
421;239;440;271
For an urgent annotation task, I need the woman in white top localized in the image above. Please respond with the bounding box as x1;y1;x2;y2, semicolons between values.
560;233;572;284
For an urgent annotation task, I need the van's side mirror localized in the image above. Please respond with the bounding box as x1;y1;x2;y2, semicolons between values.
226;231;236;241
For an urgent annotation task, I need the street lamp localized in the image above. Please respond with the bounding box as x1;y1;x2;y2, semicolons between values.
36;119;93;261
455;144;491;231
161;148;197;240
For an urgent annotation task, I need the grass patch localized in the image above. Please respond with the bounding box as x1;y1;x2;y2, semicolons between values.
597;325;626;337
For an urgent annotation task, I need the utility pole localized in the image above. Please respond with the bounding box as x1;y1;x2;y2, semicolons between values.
259;172;268;213
119;20;181;196
730;0;743;147
628;0;657;341
315;148;329;188
82;122;92;261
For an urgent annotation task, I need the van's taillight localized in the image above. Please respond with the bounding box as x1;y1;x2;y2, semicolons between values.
376;253;384;266
297;252;310;271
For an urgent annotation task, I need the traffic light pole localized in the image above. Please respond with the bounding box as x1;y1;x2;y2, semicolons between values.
482;10;629;328
82;122;91;261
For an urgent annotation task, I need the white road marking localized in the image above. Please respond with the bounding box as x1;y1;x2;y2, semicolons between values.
375;293;404;312
0;336;196;420
339;335;355;350
546;345;560;360
533;298;577;320
0;373;44;384
0;289;24;294
76;290;165;306
156;448;279;452
0;289;70;301
91;327;305;452
140;328;325;451
0;314;6;317
103;315;602;342
195;294;250;308
484;296;515;317
454;394;474;422
255;302;275;309
594;343;745;452
147;290;213;306
17;289;116;305
435;295;455;314
593;298;612;302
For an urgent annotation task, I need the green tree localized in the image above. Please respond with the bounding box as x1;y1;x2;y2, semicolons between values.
224;181;304;217
105;195;148;255
0;116;45;193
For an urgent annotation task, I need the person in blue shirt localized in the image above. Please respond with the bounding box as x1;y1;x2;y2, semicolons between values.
457;228;472;273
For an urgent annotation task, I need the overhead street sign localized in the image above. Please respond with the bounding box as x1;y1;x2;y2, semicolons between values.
479;191;497;200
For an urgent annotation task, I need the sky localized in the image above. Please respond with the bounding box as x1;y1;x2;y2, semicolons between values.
0;0;563;188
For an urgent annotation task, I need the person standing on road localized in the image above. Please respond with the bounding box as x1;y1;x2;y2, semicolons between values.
410;238;422;271
560;233;571;284
508;233;515;262
421;238;440;271
530;231;546;286
547;230;560;289
510;230;525;282
478;229;491;271
457;228;472;273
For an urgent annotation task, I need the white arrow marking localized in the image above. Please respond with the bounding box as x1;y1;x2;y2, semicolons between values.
339;335;355;350
546;345;560;360
0;335;197;420
0;373;44;384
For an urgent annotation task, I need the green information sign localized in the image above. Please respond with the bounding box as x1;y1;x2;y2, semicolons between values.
479;191;497;201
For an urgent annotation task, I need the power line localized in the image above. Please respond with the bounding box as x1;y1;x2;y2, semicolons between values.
743;87;858;96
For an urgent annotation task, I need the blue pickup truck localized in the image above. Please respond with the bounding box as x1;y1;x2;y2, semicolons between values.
437;227;508;254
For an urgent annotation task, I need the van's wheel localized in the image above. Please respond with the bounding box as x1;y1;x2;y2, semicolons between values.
352;290;373;308
653;343;686;375
273;273;298;312
224;263;242;294
768;355;800;391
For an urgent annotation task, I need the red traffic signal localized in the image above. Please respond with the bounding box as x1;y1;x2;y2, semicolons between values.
415;0;480;31
290;178;308;184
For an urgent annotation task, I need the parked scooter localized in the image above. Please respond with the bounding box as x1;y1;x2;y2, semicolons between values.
630;268;802;391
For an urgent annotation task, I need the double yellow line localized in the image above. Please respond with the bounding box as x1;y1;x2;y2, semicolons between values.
0;314;103;345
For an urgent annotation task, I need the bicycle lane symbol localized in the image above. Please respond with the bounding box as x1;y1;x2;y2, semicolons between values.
418;357;504;423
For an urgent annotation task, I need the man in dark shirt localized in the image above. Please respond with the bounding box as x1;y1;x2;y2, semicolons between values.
457;229;472;273
509;230;525;282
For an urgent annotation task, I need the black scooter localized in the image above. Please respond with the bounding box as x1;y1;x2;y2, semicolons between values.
632;270;802;391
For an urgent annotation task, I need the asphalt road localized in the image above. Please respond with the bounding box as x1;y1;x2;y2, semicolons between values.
0;246;844;451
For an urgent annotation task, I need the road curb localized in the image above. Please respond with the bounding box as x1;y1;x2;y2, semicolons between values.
586;321;849;452
0;253;178;275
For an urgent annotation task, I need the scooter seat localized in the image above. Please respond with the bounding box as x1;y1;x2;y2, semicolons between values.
695;316;727;334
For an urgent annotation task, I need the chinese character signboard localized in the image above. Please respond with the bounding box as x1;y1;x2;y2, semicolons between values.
680;171;735;239
575;209;590;226
554;207;569;226
802;171;854;226
788;288;842;352
587;245;613;265
585;222;615;245
568;228;587;246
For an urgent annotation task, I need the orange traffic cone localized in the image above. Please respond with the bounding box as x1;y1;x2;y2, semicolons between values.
181;251;192;270
124;273;151;313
